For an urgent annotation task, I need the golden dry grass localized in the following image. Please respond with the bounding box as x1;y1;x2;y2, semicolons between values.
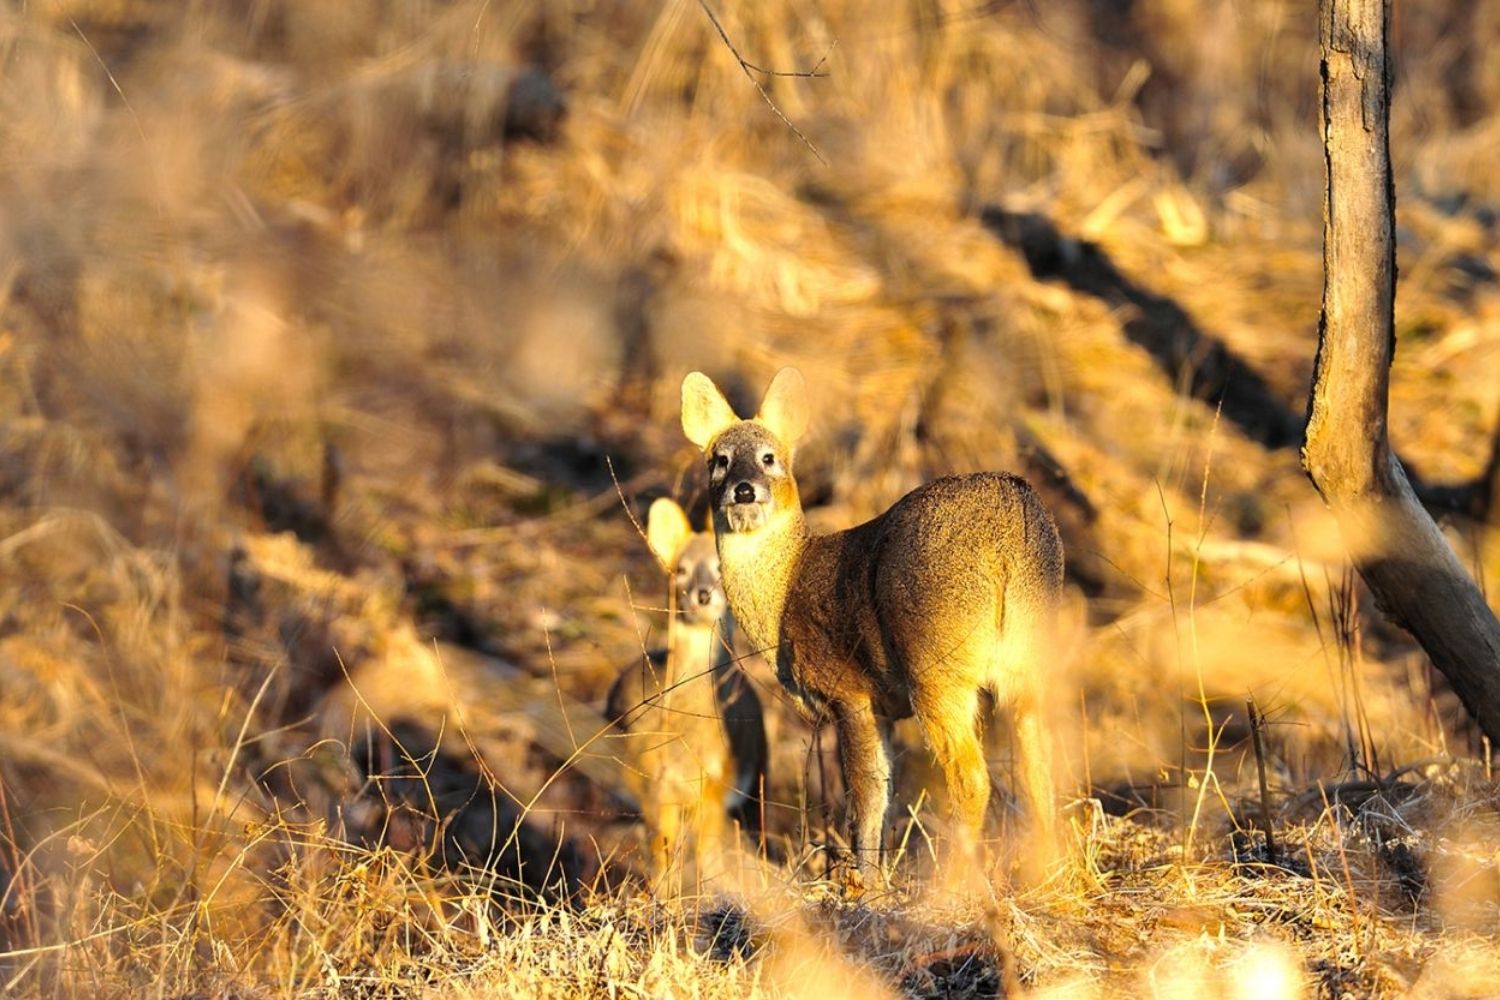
3;1;1500;996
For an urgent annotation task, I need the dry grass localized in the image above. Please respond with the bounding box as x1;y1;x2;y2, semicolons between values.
3;0;1500;996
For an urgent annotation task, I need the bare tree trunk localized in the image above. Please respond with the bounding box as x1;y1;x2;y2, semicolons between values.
1303;0;1500;744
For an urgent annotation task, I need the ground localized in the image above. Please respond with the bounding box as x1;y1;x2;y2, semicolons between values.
2;1;1500;996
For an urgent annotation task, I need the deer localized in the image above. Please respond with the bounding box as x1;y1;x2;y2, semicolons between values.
678;368;1064;884
606;498;768;883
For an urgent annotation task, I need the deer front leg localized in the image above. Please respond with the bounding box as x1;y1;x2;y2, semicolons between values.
646;783;682;890
834;697;891;886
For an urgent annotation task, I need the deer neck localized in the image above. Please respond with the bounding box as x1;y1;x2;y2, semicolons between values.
666;618;718;680
716;505;808;657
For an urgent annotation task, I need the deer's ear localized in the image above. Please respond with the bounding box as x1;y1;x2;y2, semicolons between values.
681;372;740;449
756;367;808;448
645;498;692;571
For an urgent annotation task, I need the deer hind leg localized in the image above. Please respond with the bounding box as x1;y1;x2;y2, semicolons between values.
834;698;891;885
998;598;1061;873
914;684;991;860
1011;694;1056;834
1010;692;1059;880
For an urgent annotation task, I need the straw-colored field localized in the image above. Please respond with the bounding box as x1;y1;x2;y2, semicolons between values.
3;1;1500;996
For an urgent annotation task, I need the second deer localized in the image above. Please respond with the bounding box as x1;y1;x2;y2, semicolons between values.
606;498;768;883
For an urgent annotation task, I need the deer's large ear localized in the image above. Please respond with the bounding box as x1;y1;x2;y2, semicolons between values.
756;367;808;448
681;372;739;449
645;498;692;571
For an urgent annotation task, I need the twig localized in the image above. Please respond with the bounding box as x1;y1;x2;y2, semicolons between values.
814;725;831;851
741;47;834;79
1184;401;1223;859
66;16;158;214
695;0;830;165
606;457;650;547
1246;697;1277;861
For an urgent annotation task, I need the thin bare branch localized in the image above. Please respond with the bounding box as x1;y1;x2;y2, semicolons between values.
695;0;830;165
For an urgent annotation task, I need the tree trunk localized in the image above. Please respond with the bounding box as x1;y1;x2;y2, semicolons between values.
1303;0;1500;744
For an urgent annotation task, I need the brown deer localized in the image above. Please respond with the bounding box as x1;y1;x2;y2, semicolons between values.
606;498;768;883
679;368;1063;882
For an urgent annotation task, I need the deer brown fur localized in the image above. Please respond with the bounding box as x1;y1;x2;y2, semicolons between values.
680;368;1064;880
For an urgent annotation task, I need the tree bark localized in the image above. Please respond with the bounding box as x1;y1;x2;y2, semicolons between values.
1303;0;1500;744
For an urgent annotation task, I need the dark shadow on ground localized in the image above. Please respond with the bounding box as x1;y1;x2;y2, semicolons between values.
980;207;1305;450
351;720;591;906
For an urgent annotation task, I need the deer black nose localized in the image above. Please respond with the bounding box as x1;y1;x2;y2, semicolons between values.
696;588;712;605
733;482;756;504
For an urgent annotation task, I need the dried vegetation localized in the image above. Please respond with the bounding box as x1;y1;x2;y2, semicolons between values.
3;1;1500;996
